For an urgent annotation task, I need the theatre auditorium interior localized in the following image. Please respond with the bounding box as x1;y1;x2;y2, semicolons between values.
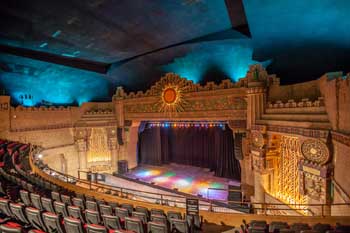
1;1;350;233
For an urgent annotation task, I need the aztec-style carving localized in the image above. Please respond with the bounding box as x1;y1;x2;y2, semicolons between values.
87;128;111;163
277;136;306;206
267;97;325;109
251;131;264;149
113;73;241;100
302;173;325;201
124;96;247;113
301;139;330;165
252;124;329;139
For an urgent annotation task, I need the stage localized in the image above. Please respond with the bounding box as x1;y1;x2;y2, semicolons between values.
124;163;240;201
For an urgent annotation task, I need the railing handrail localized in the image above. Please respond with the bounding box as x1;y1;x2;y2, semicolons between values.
31;148;350;216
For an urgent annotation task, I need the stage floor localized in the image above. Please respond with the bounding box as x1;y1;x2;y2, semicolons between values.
125;163;240;201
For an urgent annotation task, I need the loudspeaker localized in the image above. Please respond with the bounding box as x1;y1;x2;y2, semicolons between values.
117;160;128;174
227;185;242;202
117;128;124;145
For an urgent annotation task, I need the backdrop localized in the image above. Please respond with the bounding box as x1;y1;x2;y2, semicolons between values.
138;124;241;180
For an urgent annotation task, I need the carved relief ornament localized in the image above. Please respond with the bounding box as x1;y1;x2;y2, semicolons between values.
301;139;330;165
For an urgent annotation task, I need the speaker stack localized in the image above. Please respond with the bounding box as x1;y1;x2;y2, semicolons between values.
117;160;128;175
227;184;242;202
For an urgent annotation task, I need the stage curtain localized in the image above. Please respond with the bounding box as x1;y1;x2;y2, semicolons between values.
138;124;241;180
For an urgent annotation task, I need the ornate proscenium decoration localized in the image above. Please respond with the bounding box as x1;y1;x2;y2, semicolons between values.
155;73;190;113
301;139;330;165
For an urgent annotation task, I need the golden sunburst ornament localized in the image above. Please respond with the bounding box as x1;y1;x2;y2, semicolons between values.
154;73;191;113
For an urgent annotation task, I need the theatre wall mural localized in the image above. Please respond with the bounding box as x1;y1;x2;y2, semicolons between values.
0;64;350;216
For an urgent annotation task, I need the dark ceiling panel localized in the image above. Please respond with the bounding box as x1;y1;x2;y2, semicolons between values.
0;44;110;73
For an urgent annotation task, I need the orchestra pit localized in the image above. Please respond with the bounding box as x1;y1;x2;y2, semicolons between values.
0;1;350;232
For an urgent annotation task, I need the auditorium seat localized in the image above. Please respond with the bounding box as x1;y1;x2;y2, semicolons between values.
73;197;85;211
169;218;189;233
167;211;182;220
269;221;289;232
0;198;13;218
132;211;148;224
250;220;267;229
64;217;84;233
100;204;113;216
30;193;43;211
25;207;47;231
313;223;332;233
102;214;122;230
290;223;311;233
51;192;61;202
150;209;165;216
54;201;69;217
0;182;6;197
115;207;129;220
186;214;202;230
96;199;106;206
85;209;102;225
107;202;118;209
19;190;31;206
135;206;149;220
280;229;296;233
248;228;266;233
86;201;99;211
9;203;30;226
125;217;144;233
68;205;85;223
41;197;55;213
61;195;72;206
86;224;108;233
150;215;167;226
120;204;133;215
147;221;168;233
86;196;96;202
0;224;22;233
42;212;65;233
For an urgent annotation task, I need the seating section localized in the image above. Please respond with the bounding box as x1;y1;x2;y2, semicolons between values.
0;139;348;233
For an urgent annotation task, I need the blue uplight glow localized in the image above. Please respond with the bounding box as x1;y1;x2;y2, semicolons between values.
162;40;270;83
0;54;111;106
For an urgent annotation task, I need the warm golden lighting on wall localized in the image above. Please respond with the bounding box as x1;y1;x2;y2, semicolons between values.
87;128;111;163
273;135;308;215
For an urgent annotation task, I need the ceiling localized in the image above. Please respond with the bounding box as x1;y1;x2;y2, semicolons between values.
0;0;349;106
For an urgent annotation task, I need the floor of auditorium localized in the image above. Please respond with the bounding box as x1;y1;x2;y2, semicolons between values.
124;163;240;201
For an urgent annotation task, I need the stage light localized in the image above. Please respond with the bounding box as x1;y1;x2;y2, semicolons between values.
176;178;191;187
173;123;177;127
153;176;169;183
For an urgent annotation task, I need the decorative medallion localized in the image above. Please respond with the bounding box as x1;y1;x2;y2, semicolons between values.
301;139;330;165
251;131;264;148
153;74;190;113
162;87;177;104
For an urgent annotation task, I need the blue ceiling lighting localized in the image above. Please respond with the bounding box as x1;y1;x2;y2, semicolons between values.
162;40;270;83
244;0;350;55
0;54;111;106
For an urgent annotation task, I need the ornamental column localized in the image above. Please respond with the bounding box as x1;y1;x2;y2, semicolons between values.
246;65;268;130
107;128;118;173
74;128;90;178
113;87;126;163
76;138;88;177
250;128;267;214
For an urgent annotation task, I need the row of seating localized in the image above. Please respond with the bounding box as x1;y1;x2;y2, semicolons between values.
0;140;198;233
240;219;350;233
